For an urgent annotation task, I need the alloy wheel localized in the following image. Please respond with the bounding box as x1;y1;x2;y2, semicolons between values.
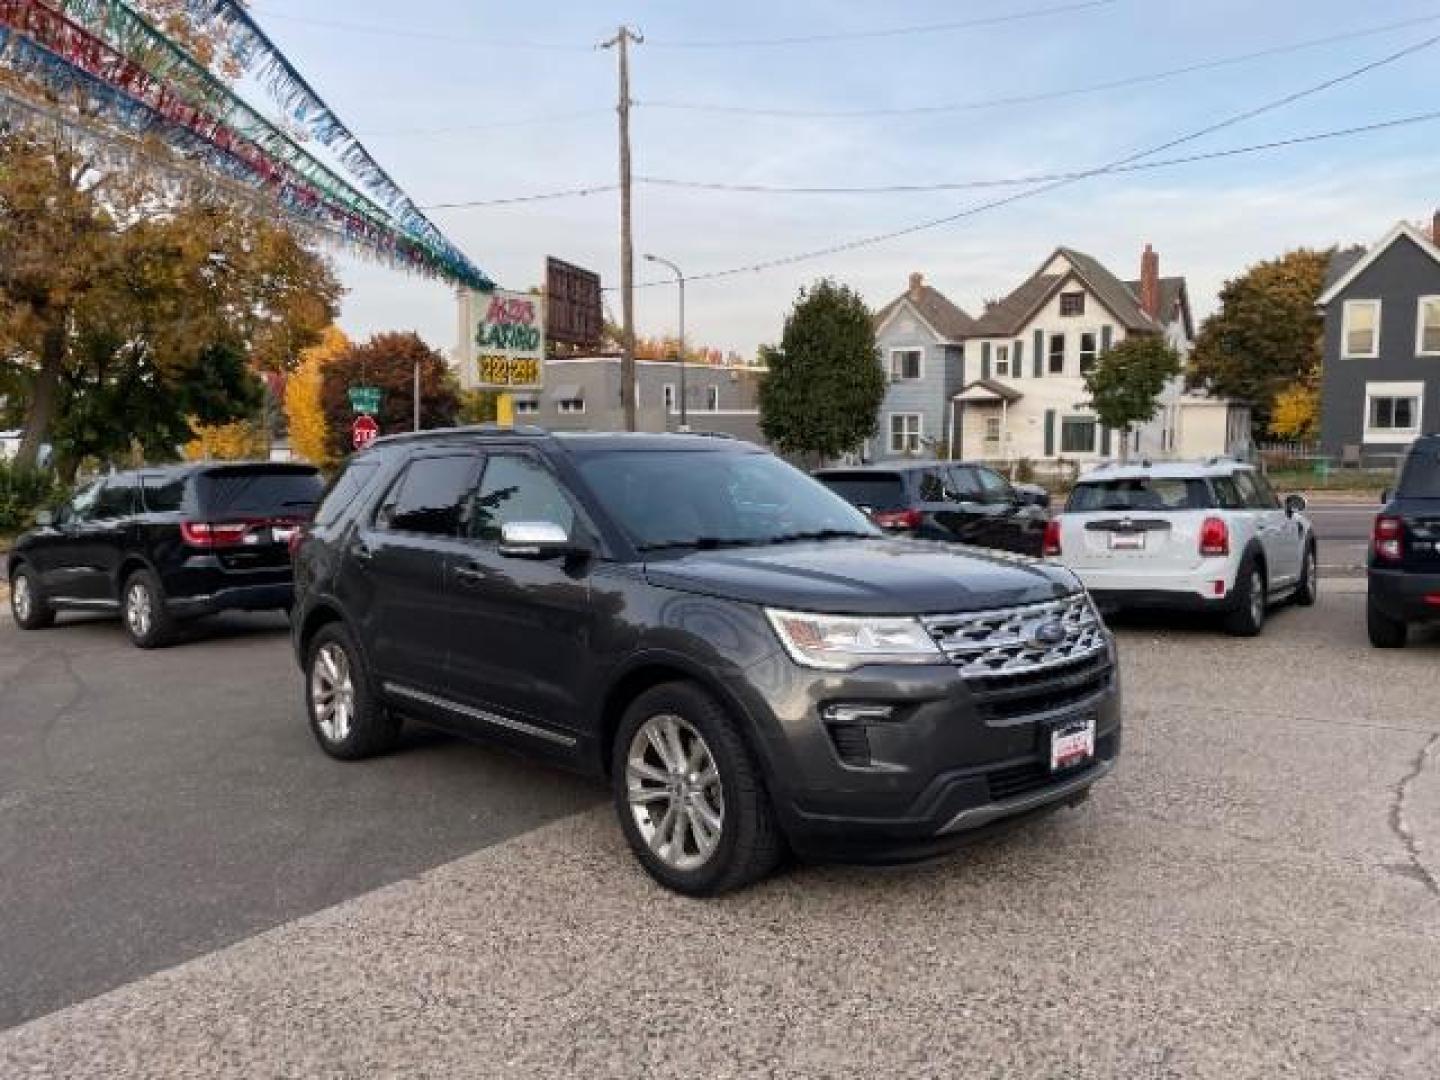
126;582;153;639
12;576;31;622
311;643;356;743
626;713;725;872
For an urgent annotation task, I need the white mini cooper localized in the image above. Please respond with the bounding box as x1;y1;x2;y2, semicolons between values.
1045;460;1317;636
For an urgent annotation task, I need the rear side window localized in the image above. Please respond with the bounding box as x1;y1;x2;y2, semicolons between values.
1067;478;1214;513
314;461;381;527
195;467;323;518
1397;443;1440;498
377;454;475;536
141;475;186;513
817;473;908;512
94;477;139;520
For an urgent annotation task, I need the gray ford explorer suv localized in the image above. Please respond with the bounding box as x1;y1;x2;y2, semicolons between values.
291;428;1121;895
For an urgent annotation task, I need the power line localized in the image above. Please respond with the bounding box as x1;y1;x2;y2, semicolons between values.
423;184;620;210
620;33;1440;289
645;0;1117;49
641;12;1440;117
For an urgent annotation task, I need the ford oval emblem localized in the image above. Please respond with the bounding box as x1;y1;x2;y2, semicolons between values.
1030;620;1067;648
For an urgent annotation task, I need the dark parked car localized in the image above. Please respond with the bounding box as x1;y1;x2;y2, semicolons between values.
290;428;1120;895
814;462;1050;556
7;462;323;648
1368;434;1440;648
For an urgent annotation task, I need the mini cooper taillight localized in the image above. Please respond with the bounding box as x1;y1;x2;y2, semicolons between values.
1198;517;1230;558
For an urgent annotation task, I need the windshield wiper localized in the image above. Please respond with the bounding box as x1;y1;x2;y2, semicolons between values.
635;536;765;553
760;529;877;545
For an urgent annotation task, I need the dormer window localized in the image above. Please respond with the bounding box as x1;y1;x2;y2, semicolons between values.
1060;292;1085;317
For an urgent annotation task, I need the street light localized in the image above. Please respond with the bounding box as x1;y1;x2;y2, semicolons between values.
643;253;687;431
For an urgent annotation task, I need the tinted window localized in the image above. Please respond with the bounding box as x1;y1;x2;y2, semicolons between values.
59;481;103;524
468;456;576;543
915;469;953;503
1397;443;1440;498
195;467;323;518
1067;478;1215;512
141;474;186;513
1212;477;1245;510
816;473;908;512
975;468;1013;502
1249;472;1281;509
377;455;474;536
314;461;381;527
1232;471;1271;510
93;477;138;520
948;467;983;500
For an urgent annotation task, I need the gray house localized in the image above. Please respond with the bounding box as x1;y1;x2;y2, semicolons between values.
1317;216;1440;462
869;273;975;460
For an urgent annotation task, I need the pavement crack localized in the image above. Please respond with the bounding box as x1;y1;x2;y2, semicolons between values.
1389;732;1440;898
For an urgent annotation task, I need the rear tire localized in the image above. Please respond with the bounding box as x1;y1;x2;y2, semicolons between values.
612;681;783;896
305;622;400;760
9;567;55;630
1294;544;1319;607
122;569;176;649
1367;598;1407;649
1224;562;1267;637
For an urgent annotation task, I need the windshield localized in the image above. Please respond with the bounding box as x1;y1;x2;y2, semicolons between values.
815;473;908;512
1067;477;1214;513
578;450;877;551
1397;444;1440;498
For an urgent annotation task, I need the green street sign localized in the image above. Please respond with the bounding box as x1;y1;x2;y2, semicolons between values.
348;386;382;414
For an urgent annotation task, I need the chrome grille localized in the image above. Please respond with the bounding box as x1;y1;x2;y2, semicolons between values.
922;593;1108;679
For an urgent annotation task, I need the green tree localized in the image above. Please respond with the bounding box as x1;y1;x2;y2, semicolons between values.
1187;249;1332;434
319;333;458;460
1083;336;1182;461
758;279;885;465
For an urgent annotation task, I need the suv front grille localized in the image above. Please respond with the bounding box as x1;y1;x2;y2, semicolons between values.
921;593;1108;680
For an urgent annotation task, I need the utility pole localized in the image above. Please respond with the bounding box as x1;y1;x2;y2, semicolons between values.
601;25;642;431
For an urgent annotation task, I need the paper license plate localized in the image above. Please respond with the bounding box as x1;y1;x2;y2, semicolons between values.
1050;714;1096;772
1109;531;1145;550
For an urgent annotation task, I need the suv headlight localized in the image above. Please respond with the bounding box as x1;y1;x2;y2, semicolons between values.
765;609;945;671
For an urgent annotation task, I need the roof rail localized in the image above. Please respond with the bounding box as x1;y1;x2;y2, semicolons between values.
370;423;551;447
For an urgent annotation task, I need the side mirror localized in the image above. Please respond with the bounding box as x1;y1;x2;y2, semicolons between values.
34;510;54;527
498;520;582;560
1284;494;1307;517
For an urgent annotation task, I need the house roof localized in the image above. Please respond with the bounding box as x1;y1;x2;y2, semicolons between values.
964;247;1182;338
1317;222;1440;306
1321;246;1366;295
953;378;1023;404
873;281;976;342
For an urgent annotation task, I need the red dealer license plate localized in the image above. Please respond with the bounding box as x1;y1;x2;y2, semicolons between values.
1050;714;1097;772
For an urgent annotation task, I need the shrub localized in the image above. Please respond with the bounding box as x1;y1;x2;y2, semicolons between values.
0;463;64;535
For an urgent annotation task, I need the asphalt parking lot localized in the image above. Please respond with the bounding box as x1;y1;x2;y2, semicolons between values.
1;583;1438;1078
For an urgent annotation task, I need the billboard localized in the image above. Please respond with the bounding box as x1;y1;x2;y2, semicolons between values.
460;288;545;390
545;257;603;350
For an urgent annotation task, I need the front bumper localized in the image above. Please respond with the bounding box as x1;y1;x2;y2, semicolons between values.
1368;566;1440;623
740;645;1122;863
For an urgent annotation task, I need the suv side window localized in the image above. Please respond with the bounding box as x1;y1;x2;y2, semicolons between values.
915;469;953;503
975;467;1014;504
141;474;186;513
93;476;138;520
947;467;983;502
58;481;103;525
467;455;577;544
315;461;381;527
375;454;476;536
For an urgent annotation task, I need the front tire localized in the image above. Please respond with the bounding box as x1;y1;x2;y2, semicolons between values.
612;682;782;896
9;567;55;630
122;570;176;649
305;623;400;760
1367;598;1407;649
1224;562;1267;637
1294;544;1319;607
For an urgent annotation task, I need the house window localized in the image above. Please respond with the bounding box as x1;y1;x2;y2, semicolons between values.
705;386;720;411
513;398;539;415
1079;332;1099;374
557;398;585;415
890;348;922;380
1342;300;1380;358
1060;292;1085;317
1418;297;1440;355
889;413;923;455
1364;382;1422;443
1048;333;1066;374
995;345;1010;377
1061;416;1098;454
663;384;676;412
984;417;1001;443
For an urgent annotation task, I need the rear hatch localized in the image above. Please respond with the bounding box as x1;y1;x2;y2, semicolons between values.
814;471;916;529
1380;444;1440;570
1059;476;1214;572
189;465;324;570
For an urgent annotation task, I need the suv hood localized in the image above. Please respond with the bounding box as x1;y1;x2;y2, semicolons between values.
644;537;1079;615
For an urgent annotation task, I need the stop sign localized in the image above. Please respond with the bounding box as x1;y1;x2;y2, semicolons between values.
352;414;379;450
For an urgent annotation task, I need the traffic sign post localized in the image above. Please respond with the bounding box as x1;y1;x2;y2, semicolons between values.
352;414;379;451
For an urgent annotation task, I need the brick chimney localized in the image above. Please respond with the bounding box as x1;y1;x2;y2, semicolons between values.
908;271;925;300
1139;243;1161;321
1432;209;1440;247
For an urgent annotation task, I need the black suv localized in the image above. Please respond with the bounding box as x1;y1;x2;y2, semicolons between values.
815;462;1050;556
1368;434;1440;648
291;429;1120;895
8;462;322;647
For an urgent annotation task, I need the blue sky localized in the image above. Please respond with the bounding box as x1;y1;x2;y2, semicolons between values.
250;0;1440;357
